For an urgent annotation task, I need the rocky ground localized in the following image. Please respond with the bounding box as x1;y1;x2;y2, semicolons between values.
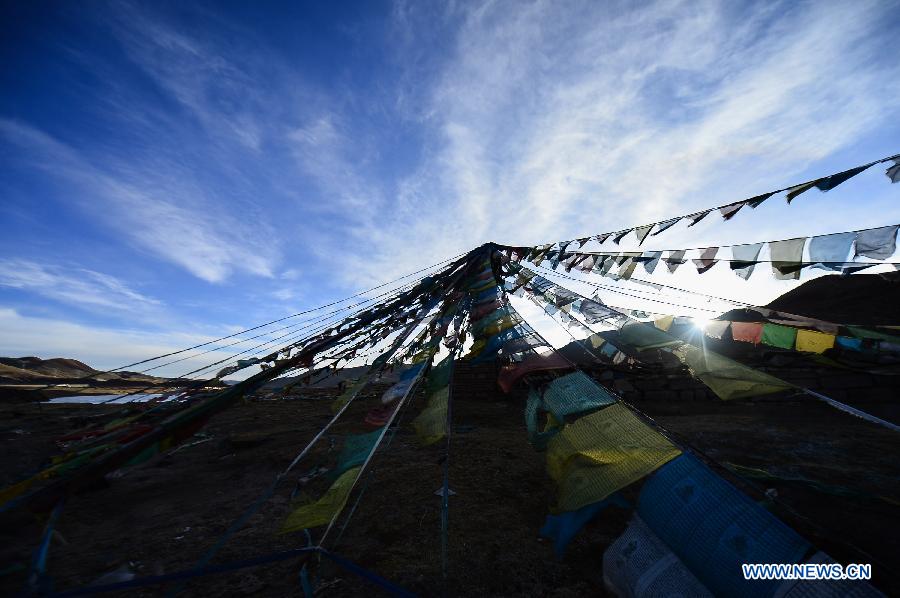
1;375;898;597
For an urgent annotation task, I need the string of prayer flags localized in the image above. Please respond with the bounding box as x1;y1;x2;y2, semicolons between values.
536;154;897;258
527;224;898;287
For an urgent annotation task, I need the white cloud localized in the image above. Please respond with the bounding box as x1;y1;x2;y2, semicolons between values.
0;119;279;283
288;115;382;222
0;259;161;314
0;308;226;376
335;0;900;288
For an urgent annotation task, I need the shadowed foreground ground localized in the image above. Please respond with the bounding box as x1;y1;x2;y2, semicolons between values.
1;381;898;596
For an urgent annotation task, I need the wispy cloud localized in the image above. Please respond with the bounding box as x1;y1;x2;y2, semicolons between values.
0;116;279;283
0;259;161;313
333;0;900;285
0;307;227;375
2;0;898;365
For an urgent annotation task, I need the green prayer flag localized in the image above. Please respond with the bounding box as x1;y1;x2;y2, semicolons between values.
673;345;795;401
761;323;797;350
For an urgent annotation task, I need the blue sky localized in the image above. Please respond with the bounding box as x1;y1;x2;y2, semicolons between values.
1;0;899;374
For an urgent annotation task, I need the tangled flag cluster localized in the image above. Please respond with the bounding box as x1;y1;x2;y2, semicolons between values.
3;153;899;596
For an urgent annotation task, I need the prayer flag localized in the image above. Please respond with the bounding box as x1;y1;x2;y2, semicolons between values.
886;160;900;183
686;210;711;227
546;403;681;512
634;224;653;245
785;181;816;203
613;229;632;244
718;202;745;220
795;329;836;353
745;192;774;208
808;232;855;270
641;251;663;274
769;238;806;280
731;242;764;279
281;467;360;532
814;164;871;191
730;322;763;344
761;323;797;349
652;218;681;236
854;225;898;260
665;250;687;273
692;247;719;274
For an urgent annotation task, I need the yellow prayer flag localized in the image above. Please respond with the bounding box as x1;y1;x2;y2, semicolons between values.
673;345;795;401
588;334;606;349
546;404;681;512
795;329;836;354
654;315;674;332
280;467;360;533
0;478;34;507
412;387;449;445
481;315;520;337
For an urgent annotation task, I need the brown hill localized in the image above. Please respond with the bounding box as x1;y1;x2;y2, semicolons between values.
0;357;97;378
764;270;900;325
0;356;167;385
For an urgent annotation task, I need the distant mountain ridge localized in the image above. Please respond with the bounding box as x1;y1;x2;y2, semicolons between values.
0;356;167;384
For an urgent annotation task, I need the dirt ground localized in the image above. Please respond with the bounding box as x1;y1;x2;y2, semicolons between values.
1;378;898;597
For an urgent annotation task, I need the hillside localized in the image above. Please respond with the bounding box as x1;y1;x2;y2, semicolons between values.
0;356;168;385
764;270;900;325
